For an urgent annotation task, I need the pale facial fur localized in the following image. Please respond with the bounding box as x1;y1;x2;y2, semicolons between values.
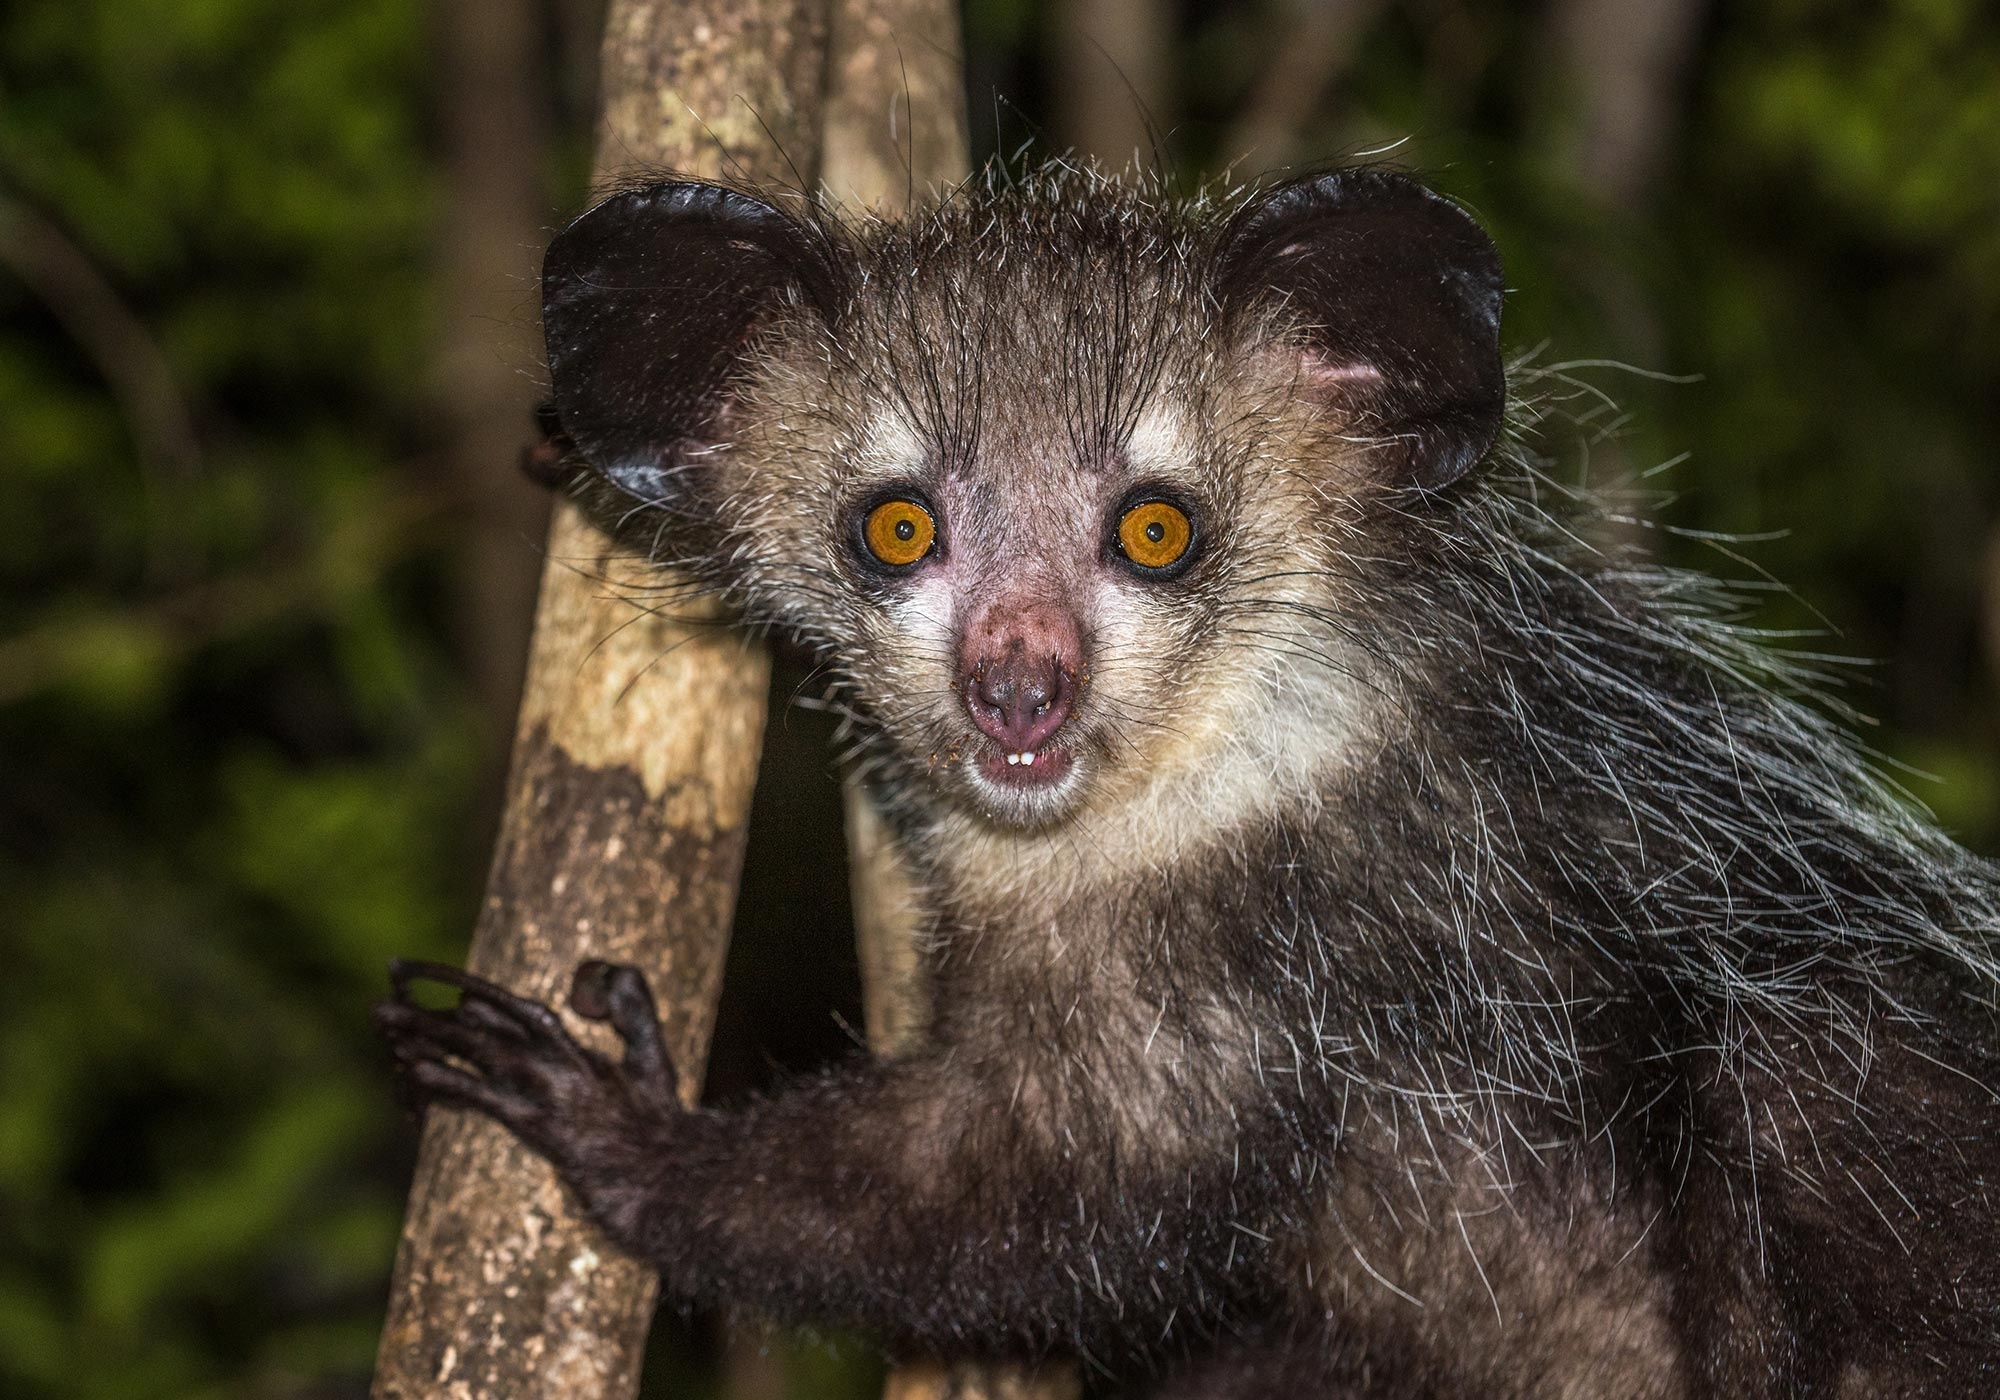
716;290;1397;906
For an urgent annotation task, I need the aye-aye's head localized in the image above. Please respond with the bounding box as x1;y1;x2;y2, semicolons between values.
541;167;1503;840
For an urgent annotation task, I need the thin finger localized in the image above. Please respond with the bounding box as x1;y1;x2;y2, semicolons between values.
389;959;578;1049
374;1001;513;1071
460;996;527;1039
402;1059;537;1126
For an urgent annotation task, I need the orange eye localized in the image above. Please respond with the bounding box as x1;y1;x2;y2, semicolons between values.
863;499;936;566
1116;501;1193;570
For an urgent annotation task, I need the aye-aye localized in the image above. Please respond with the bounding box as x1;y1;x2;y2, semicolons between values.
376;166;2000;1397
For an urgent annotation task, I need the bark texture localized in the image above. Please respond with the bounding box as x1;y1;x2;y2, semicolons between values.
371;2;828;1394
821;0;971;211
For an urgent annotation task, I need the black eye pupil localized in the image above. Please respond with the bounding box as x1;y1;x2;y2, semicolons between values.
1144;521;1165;543
894;519;915;541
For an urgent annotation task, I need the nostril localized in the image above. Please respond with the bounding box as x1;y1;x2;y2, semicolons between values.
962;653;1075;750
977;672;1013;712
1033;665;1067;717
969;668;1011;726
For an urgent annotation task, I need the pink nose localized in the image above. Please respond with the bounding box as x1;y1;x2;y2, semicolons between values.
963;649;1074;751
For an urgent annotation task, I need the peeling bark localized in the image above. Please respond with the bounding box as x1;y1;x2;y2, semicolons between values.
371;1;828;1394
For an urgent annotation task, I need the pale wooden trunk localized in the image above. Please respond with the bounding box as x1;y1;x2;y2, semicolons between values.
375;2;1082;1396
372;2;827;1394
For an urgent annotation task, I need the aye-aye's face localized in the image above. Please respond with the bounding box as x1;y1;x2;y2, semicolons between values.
539;172;1505;834
721;256;1350;832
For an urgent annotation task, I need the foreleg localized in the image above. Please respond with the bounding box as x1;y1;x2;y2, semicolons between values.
376;960;1276;1358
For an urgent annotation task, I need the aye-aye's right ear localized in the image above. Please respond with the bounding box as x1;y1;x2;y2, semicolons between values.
541;181;846;506
1217;168;1505;490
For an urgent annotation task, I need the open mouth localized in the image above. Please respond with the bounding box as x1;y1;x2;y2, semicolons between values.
974;740;1075;789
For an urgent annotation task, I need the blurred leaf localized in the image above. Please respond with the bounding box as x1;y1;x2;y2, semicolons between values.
83;1086;370;1328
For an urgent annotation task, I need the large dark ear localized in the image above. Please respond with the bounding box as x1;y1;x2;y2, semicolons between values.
1217;168;1504;489
541;182;845;505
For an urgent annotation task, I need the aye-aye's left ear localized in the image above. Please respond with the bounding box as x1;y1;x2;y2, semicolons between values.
541;181;848;508
1217;168;1504;489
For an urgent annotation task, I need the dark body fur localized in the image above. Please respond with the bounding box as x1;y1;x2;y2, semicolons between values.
378;166;2000;1397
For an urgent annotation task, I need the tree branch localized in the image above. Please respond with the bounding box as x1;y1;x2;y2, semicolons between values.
0;190;202;480
370;1;830;1394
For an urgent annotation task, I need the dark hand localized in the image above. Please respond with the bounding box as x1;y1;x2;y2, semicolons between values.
373;958;681;1230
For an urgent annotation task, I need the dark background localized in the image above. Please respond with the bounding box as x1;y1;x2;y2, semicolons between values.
4;0;1998;1396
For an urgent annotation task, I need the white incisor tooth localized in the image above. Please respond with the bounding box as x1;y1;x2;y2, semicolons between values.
1023;751;1036;766
1006;752;1020;766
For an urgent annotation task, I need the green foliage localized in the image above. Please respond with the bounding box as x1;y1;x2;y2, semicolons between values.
3;0;1997;1397
1329;0;2000;849
0;0;475;1394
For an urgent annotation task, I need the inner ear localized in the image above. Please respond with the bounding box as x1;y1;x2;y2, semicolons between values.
1296;352;1385;390
540;181;847;507
1218;168;1505;490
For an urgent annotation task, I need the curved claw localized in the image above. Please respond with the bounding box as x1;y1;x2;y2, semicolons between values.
373;999;500;1067
378;961;592;1098
375;957;686;1206
375;999;547;1133
375;998;564;1079
388;959;581;1053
